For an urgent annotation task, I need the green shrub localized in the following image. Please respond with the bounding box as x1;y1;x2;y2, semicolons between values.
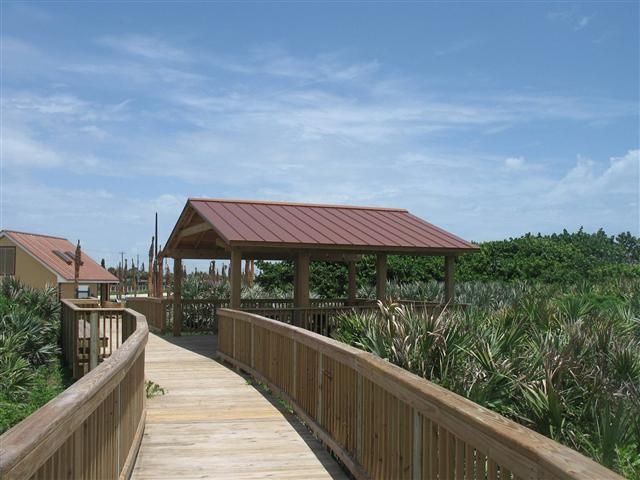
0;278;68;434
332;282;640;478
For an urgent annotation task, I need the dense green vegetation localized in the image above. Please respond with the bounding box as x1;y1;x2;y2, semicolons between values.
256;229;640;297
166;229;640;476
0;278;70;434
332;282;640;478
252;228;640;476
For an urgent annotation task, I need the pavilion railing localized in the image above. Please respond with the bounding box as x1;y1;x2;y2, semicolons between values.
217;308;622;480
125;296;457;335
0;302;148;480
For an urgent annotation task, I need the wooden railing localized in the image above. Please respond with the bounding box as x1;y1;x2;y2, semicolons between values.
217;308;622;480
126;296;457;335
243;305;378;336
126;297;169;333
0;303;148;480
61;299;136;379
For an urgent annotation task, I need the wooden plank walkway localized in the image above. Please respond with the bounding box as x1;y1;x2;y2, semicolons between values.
131;333;347;479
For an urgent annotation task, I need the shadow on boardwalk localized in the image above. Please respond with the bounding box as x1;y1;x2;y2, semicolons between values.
132;333;347;479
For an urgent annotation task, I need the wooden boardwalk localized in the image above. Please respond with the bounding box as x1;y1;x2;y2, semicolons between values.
131;333;347;479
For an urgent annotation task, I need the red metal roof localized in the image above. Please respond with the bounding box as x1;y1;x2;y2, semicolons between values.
1;230;119;283
186;198;477;252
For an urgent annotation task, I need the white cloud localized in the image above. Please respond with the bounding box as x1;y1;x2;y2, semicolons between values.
575;15;593;31
504;157;526;170
546;150;639;203
2;127;61;168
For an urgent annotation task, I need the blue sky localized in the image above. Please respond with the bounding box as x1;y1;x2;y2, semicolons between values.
1;2;638;268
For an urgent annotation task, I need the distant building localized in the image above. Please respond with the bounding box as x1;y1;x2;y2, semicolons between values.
0;230;118;299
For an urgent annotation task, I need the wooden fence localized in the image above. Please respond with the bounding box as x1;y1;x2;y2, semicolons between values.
217;308;622;480
0;303;148;480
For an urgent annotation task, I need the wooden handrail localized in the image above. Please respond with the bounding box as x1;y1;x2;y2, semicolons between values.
217;308;622;480
0;307;148;480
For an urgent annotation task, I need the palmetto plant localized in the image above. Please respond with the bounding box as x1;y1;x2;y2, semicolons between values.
0;353;34;400
0;278;62;407
332;280;640;478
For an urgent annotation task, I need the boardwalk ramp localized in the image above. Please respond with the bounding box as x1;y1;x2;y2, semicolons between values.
131;333;347;479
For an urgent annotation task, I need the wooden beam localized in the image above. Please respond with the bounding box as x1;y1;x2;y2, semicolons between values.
376;253;387;301
228;240;480;256
230;249;242;309
444;256;455;304
173;258;182;336
163;248;230;259
310;253;363;262
348;261;357;306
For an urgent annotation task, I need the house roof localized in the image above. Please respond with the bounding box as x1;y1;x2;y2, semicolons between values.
0;230;119;283
163;198;478;259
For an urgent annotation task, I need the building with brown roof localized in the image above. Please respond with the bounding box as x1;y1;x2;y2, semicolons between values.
0;230;118;299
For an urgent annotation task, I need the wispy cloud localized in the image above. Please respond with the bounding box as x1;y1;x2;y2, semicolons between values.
504;156;526;170
2;30;637;262
433;38;478;56
547;7;595;31
98;34;192;62
575;15;593;31
2;126;62;168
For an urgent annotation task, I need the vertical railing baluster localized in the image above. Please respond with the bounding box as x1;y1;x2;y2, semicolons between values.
413;409;422;480
317;353;323;426
89;312;99;371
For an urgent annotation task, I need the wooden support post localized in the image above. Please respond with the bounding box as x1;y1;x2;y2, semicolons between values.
294;253;310;308
376;253;387;301
445;255;455;304
294;253;310;326
347;261;357;306
173;258;183;337
230;250;242;309
89;312;99;371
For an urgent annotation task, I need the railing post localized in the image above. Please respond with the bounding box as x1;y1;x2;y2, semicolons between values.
72;311;80;379
232;317;236;358
116;382;122;475
250;322;255;368
89;311;99;371
292;340;297;400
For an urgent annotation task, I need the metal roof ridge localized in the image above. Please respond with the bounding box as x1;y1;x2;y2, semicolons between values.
1;229;69;241
188;197;408;212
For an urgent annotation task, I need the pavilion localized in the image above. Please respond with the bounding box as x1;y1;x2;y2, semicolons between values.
161;198;479;334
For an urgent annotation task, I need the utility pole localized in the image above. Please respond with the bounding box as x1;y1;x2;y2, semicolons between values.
154;213;159;297
119;251;125;300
